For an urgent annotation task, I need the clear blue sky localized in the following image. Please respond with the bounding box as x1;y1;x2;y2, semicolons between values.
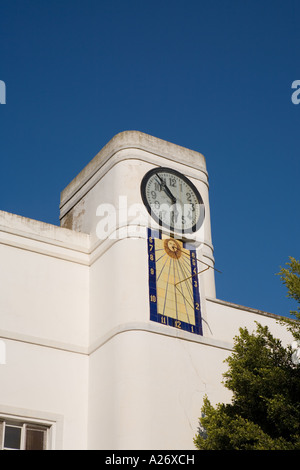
0;0;299;318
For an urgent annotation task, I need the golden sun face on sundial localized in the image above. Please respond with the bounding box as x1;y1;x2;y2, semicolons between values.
163;238;182;259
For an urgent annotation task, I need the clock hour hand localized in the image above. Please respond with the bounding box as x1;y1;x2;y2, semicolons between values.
155;174;177;204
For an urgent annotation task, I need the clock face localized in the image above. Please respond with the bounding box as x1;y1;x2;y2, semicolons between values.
141;167;205;234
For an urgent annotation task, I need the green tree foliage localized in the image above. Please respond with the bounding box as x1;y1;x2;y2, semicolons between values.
194;257;300;450
277;257;300;341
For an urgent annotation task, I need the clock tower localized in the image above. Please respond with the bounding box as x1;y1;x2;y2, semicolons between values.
59;131;217;449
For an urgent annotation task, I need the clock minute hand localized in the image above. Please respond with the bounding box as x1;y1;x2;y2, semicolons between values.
155;174;177;204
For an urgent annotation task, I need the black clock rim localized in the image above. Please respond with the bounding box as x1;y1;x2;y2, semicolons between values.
140;166;205;234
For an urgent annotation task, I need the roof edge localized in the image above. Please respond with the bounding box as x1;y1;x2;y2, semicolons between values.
60;131;207;208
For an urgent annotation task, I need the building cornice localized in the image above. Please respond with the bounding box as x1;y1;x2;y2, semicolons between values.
206;297;284;321
59;131;208;218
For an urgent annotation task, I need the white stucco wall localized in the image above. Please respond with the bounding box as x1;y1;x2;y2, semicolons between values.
206;297;293;347
88;329;233;450
0;210;90;449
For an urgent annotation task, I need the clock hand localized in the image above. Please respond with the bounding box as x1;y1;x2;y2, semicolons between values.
155;174;177;204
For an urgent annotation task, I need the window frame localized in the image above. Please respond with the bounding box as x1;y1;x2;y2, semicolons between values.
0;406;63;450
0;417;51;450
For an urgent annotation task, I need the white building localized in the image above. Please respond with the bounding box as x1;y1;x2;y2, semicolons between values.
0;131;292;450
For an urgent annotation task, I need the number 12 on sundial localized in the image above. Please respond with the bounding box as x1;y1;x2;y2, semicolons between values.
147;229;203;336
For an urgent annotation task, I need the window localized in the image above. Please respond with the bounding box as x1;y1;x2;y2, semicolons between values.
0;419;50;450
